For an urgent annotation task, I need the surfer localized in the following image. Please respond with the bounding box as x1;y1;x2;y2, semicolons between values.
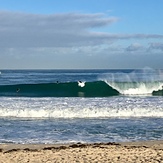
78;81;85;87
16;88;20;93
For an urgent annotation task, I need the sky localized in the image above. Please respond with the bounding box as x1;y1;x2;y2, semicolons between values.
0;0;163;69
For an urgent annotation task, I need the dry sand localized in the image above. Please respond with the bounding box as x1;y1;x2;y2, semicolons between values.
0;141;163;163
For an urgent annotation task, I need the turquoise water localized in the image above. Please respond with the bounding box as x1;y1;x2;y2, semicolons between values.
0;69;163;144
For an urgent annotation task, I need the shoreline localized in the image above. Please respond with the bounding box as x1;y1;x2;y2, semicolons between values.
0;140;163;151
0;140;163;162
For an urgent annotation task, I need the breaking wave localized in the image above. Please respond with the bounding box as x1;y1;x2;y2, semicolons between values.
100;68;163;96
0;80;163;97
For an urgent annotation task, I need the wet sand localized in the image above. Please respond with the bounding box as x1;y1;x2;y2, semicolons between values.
0;141;163;163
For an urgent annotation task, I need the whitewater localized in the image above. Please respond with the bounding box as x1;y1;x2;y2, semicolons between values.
0;68;163;144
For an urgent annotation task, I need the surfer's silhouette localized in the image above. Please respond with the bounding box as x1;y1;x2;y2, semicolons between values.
16;88;20;93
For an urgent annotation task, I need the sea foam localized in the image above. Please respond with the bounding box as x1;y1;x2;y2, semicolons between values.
0;97;163;118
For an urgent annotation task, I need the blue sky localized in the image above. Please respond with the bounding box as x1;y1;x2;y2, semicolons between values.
0;0;163;69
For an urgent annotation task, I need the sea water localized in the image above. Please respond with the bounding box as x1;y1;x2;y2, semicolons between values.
0;68;163;144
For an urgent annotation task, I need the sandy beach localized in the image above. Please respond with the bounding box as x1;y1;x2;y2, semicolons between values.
0;141;162;163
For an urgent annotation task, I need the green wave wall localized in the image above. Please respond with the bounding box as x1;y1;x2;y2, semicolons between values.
0;81;119;97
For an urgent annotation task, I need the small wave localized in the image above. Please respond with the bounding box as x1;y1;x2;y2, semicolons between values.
153;89;163;96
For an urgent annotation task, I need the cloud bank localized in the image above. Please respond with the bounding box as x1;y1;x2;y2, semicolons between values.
0;11;163;69
0;11;118;47
0;11;163;48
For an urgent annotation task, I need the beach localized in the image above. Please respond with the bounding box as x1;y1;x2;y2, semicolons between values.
0;141;162;163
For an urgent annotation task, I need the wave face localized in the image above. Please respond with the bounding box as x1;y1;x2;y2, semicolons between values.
0;81;119;97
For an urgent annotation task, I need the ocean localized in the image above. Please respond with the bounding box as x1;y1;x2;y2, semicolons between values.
0;68;163;144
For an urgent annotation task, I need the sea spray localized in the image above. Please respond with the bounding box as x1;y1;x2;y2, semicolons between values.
99;68;163;95
105;81;163;95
